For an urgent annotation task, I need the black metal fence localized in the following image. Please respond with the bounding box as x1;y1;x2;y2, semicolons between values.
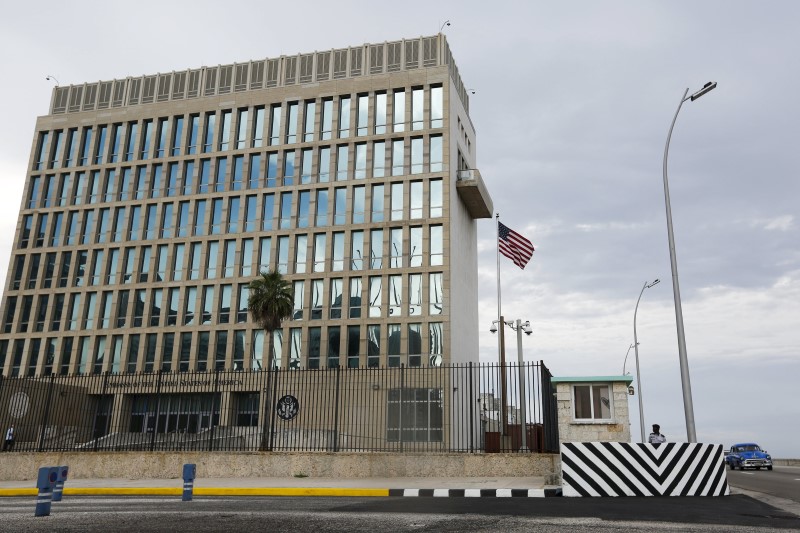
0;362;558;454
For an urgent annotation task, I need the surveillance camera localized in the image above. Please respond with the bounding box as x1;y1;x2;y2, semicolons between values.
523;322;533;335
489;324;497;334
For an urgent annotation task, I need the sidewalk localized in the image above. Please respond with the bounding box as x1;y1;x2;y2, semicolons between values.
0;476;562;498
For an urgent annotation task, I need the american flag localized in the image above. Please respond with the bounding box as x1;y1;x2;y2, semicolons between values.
498;222;535;269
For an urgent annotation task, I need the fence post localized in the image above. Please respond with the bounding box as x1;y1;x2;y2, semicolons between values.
469;362;474;453
92;371;111;452
259;366;270;452
150;370;163;452
399;364;405;453
267;367;279;451
333;365;341;452
37;373;56;452
208;368;220;452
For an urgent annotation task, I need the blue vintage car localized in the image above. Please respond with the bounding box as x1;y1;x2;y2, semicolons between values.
726;443;773;471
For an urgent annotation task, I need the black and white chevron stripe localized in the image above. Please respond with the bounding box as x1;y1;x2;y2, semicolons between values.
388;488;562;498
561;442;730;497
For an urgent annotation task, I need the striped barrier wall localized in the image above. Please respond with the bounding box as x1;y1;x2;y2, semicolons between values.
561;442;730;497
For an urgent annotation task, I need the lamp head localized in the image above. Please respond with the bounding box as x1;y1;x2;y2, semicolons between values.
523;321;533;336
690;81;717;101
489;324;497;334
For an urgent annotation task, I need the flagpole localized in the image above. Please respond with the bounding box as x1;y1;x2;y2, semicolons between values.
496;214;508;435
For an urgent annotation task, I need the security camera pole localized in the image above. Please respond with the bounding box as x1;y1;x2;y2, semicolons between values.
515;319;530;451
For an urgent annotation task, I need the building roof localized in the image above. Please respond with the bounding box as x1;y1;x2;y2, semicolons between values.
551;375;634;384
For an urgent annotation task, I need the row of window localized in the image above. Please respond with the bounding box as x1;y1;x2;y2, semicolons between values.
4;271;445;335
27;136;444;211
0;320;445;377
20;179;444;250
120;388;443;443
12;223;445;295
34;87;445;170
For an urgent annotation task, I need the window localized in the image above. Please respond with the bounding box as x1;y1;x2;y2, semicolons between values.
285;102;298;143
349;277;362;318
373;141;385;178
430;86;443;128
411;137;423;174
393;90;405;132
327;326;340;368
187;115;199;155
573;384;612;421
154;119;168;158
140;120;153;159
321;99;333;140
430;135;443;172
303;101;315;142
219;110;231;151
203;113;216;153
375;92;387;134
171;116;184;156
95;127;109;164
336;145;348;180
269;104;281;146
355;144;367;179
308;327;321;369
429;273;443;315
252;107;265;148
236;108;248;149
391;139;404;176
318;146;331;182
347;325;360;368
430;179;443;218
356;94;369;136
430;225;443;266
249;154;261;189
387;388;443;442
333;188;347;225
411;88;423;130
338;96;351;138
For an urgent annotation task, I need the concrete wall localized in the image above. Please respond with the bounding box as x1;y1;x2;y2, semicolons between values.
0;451;560;483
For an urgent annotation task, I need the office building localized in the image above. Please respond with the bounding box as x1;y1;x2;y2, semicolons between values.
0;34;493;449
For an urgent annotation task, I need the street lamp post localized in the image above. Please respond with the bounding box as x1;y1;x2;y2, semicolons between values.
633;279;660;443
491;319;532;451
663;81;717;443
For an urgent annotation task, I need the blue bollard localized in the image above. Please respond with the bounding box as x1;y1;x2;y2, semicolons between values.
182;463;196;501
35;467;58;517
52;465;69;502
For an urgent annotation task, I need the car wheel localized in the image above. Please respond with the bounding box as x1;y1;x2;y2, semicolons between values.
767;466;773;471
755;467;760;470
728;463;735;470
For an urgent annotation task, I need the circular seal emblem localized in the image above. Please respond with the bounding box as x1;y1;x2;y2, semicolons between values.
9;391;30;419
276;395;299;421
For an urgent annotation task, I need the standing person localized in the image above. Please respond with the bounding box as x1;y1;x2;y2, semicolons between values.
648;424;666;444
3;425;14;451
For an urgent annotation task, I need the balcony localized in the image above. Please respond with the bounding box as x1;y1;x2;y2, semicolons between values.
456;169;493;219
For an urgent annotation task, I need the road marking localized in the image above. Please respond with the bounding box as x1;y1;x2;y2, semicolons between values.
742;472;755;475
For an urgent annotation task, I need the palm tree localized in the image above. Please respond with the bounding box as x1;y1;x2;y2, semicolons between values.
247;270;293;371
248;270;293;451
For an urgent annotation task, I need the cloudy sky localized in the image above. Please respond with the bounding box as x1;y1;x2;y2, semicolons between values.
1;1;797;457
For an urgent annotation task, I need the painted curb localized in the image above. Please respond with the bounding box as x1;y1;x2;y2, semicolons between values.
0;487;562;498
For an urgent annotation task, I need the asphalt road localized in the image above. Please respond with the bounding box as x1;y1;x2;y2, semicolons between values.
1;493;798;532
727;466;800;504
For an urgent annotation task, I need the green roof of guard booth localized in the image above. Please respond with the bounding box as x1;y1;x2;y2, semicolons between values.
550;376;634;384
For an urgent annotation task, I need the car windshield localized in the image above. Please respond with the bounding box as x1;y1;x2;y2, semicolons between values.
742;445;761;452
